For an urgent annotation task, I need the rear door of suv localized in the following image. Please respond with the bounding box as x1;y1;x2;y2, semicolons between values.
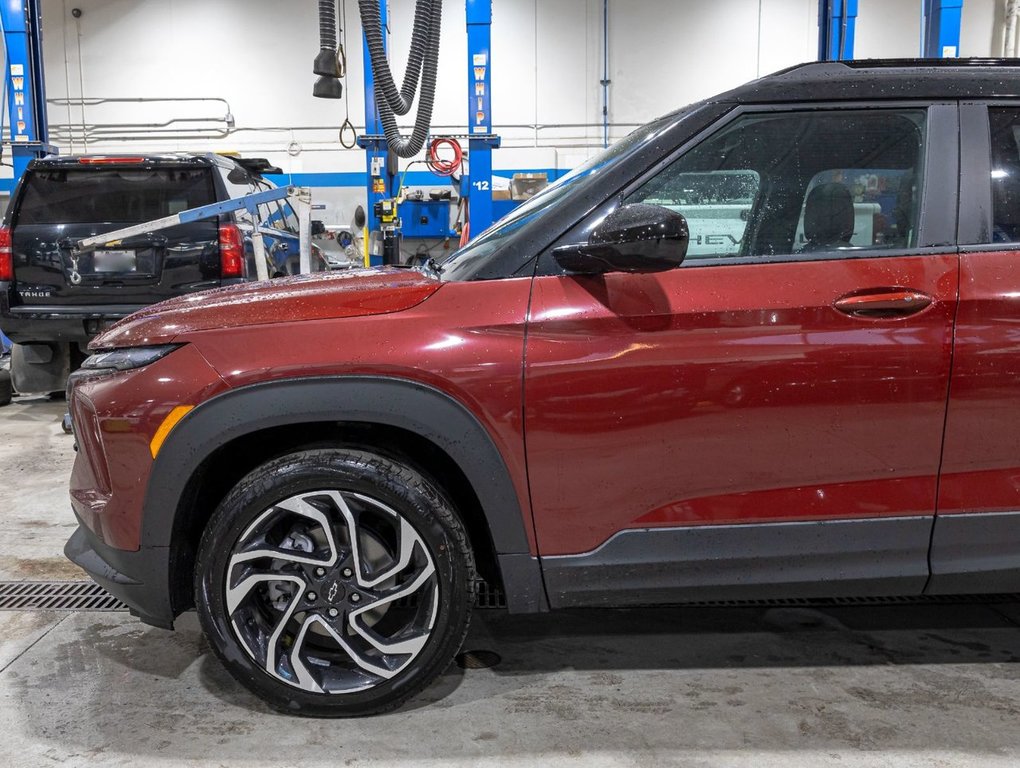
7;158;221;309
930;103;1020;592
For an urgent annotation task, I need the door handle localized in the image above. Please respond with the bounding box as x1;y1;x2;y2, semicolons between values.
833;289;933;318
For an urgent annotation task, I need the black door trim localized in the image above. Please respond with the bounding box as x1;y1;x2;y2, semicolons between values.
541;517;933;609
958;102;994;247
928;511;1020;594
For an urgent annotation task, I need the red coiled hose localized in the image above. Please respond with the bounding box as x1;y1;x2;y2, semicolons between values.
427;137;462;177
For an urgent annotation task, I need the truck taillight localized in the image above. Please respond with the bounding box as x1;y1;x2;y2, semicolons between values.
0;227;12;281
218;224;244;278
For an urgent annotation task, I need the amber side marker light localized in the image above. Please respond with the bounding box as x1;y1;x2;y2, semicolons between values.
149;405;194;459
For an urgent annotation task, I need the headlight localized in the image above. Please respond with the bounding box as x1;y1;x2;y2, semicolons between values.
81;344;182;372
67;344;183;433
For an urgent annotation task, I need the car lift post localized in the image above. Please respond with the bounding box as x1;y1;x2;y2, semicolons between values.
817;0;858;61
465;0;500;238
356;0;395;268
72;186;312;282
922;0;963;58
358;0;501;253
0;0;57;181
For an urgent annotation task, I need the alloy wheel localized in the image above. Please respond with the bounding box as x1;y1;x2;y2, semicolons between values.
224;489;439;694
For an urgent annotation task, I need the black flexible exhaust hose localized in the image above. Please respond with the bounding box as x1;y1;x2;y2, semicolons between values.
314;0;341;78
319;0;337;51
359;0;443;158
359;0;433;116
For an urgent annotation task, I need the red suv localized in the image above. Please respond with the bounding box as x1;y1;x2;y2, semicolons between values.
65;60;1020;716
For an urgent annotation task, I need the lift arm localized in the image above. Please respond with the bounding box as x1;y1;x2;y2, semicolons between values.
73;186;311;282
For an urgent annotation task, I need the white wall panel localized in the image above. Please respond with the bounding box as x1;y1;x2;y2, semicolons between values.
32;0;1008;221
854;0;920;59
961;0;1004;57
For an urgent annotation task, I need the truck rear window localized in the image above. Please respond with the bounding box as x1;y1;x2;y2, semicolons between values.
14;167;216;225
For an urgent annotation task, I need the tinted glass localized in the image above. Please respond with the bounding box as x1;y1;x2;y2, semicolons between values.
989;108;1020;243
438;110;686;281
16;167;217;225
625;109;926;261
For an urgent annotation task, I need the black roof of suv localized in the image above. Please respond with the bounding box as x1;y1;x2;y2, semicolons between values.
715;58;1020;104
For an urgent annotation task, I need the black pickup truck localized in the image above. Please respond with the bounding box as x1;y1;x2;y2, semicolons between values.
0;153;315;394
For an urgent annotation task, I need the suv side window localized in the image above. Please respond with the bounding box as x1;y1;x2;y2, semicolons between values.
989;107;1020;243
624;108;927;262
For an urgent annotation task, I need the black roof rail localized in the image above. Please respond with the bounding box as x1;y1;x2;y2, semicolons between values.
842;57;1020;68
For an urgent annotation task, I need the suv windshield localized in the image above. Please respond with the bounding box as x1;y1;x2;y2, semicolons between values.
15;166;216;225
438;111;685;281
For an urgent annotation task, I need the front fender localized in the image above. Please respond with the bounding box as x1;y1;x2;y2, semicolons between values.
143;375;545;614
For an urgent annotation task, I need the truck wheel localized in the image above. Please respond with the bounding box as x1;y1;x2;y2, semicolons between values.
0;370;11;406
195;448;474;717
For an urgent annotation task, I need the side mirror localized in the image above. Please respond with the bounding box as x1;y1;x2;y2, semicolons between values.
553;203;689;275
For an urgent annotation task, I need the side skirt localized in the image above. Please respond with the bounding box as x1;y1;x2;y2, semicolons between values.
927;511;1020;594
541;517;933;609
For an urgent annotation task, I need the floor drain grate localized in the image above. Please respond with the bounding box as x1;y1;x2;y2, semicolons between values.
0;580;507;613
0;580;127;612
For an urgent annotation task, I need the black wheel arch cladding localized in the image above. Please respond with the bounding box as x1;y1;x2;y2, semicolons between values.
143;375;541;610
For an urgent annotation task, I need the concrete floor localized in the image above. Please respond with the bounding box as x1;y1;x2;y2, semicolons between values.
5;396;1020;766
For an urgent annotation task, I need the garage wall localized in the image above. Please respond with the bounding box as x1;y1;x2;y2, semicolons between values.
22;0;1014;222
31;0;820;220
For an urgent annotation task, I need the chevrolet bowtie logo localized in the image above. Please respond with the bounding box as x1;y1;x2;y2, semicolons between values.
327;581;339;602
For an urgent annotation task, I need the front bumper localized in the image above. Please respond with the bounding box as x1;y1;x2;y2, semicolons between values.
65;522;175;629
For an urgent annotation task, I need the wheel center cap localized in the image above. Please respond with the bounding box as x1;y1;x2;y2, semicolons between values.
326;580;345;603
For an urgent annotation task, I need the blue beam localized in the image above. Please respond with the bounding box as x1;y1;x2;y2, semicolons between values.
0;0;57;181
466;0;500;239
357;0;393;266
817;0;858;61
923;0;963;58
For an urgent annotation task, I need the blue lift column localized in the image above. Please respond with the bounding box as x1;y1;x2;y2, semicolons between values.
0;0;56;182
817;0;858;61
466;0;500;239
356;0;396;267
923;0;963;58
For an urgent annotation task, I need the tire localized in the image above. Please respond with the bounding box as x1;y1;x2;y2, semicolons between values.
0;370;11;406
195;448;474;717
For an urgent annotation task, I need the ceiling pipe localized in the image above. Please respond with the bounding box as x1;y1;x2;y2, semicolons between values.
601;0;610;149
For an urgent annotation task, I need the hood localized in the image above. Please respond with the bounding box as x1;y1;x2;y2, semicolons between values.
92;267;441;349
